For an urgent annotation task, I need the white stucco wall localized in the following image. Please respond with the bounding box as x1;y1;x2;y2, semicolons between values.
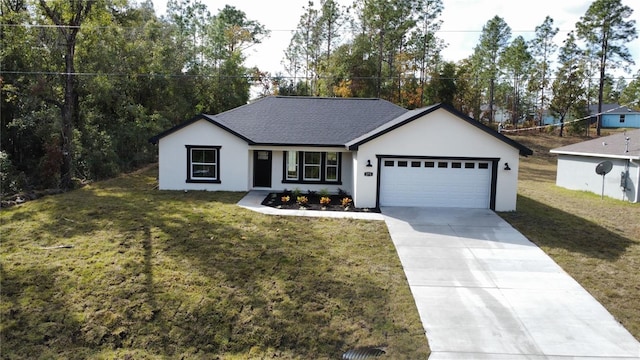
158;119;250;191
556;155;639;203
248;147;354;194
353;108;522;211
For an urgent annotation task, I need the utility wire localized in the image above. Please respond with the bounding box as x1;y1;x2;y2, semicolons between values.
0;22;579;34
501;104;636;133
0;70;637;81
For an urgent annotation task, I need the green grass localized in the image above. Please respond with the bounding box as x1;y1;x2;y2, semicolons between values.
500;133;640;341
0;165;429;359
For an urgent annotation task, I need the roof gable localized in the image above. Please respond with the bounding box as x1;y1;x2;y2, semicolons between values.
149;114;253;145
346;103;533;156
550;129;640;160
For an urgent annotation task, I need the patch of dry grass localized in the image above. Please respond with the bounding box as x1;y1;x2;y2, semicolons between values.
500;132;640;340
0;165;429;359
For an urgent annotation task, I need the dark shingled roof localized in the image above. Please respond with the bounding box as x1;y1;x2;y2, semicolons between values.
150;97;533;156
551;129;640;160
198;96;408;146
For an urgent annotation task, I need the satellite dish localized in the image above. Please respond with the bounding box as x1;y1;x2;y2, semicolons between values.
595;161;613;175
595;161;613;199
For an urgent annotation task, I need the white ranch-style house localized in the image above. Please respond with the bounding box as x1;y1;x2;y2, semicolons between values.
150;96;533;211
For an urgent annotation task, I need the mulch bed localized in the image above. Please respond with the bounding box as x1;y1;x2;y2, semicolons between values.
261;192;380;213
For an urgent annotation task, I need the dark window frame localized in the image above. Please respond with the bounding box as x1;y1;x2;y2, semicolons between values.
303;152;322;181
283;151;342;185
186;145;221;183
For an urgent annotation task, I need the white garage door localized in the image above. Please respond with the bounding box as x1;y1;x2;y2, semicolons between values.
379;159;492;208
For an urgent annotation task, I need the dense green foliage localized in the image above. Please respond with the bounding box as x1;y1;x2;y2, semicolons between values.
1;0;265;193
1;0;638;194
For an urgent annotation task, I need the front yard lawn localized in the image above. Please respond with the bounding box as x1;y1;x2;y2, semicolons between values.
0;165;429;359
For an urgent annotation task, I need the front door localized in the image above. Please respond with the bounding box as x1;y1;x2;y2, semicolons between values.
253;150;272;188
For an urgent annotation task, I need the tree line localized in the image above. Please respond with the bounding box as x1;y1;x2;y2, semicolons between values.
272;0;638;134
1;0;268;194
1;0;638;195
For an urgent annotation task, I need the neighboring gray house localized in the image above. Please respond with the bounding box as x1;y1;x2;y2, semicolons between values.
150;96;533;211
551;129;640;203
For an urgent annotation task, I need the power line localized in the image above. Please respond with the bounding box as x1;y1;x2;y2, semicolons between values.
501;104;636;133
0;21;578;34
1;69;638;81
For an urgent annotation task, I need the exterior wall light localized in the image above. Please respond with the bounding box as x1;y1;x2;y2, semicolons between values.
504;163;511;171
366;160;373;167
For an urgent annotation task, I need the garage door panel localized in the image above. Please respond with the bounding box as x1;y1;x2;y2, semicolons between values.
380;159;492;208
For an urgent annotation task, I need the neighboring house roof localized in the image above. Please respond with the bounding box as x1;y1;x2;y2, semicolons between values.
588;104;640;115
550;129;640;160
150;96;533;156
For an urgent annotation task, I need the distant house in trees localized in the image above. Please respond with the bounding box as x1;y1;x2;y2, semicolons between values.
591;104;640;128
543;104;640;128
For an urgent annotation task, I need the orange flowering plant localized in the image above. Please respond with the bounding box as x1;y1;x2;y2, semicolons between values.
297;196;309;205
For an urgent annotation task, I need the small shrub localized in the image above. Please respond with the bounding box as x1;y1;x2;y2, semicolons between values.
292;188;301;197
522;120;536;129
568;119;588;136
297;196;309;206
319;188;330;197
320;196;331;206
306;190;317;196
0;151;25;195
281;195;290;204
341;197;352;208
337;188;349;196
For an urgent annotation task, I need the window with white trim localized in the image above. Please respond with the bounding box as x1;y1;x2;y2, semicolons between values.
284;151;341;184
304;152;321;180
186;145;220;183
286;151;299;180
326;152;339;181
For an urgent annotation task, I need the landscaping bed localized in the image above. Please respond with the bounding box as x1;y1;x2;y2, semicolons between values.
261;191;380;213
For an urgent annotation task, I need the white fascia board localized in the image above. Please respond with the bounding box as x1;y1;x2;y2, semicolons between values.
549;150;640;160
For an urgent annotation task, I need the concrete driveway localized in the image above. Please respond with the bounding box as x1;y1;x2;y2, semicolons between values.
382;207;640;360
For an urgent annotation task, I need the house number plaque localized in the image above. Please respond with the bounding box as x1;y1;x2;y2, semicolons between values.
364;172;373;177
